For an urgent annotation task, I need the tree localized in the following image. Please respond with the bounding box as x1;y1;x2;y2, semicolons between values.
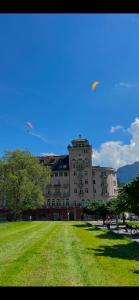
109;177;139;225
0;150;51;220
121;176;139;215
84;200;111;225
108;195;127;226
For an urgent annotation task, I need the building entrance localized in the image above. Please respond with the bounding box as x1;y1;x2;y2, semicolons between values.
52;212;60;221
69;211;74;221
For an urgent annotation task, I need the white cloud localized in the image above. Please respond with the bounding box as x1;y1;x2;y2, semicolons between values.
115;82;136;89
110;125;123;133
40;153;59;156
29;132;47;143
93;118;139;170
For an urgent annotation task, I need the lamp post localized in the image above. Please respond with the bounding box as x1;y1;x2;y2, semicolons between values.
67;211;69;221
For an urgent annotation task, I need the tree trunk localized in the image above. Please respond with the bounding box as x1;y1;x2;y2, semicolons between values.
14;211;17;221
102;217;105;226
116;215;119;229
122;213;125;225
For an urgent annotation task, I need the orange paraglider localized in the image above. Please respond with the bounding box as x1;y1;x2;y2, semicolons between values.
91;80;100;91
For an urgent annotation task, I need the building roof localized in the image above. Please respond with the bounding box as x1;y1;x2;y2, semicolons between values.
92;166;116;172
39;155;69;171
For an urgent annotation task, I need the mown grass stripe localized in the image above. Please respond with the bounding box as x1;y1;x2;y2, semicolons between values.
0;222;55;282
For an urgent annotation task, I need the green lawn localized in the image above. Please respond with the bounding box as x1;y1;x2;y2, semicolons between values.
0;221;139;286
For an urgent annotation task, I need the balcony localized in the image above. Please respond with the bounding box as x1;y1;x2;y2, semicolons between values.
54;184;61;187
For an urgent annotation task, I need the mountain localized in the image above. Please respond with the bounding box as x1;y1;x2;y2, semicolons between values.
117;161;139;184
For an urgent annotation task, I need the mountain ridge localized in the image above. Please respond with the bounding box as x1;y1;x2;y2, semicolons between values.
117;161;139;184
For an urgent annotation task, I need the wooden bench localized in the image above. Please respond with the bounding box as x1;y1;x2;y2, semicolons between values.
125;224;139;233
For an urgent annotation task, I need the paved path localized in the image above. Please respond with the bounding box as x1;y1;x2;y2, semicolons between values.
88;221;139;243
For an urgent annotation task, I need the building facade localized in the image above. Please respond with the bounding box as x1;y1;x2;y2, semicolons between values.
38;137;117;220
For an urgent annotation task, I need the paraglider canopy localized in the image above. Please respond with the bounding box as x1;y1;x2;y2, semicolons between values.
26;121;33;128
91;80;100;91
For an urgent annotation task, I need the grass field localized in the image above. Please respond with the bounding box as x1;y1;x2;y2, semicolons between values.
0;221;139;286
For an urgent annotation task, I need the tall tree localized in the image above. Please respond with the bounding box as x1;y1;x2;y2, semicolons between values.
122;176;139;215
109;177;139;224
0;150;51;220
84;200;111;225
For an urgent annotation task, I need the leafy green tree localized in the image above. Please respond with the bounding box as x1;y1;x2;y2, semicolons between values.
109;177;139;225
84;200;111;225
122;176;139;215
0;150;51;220
108;194;128;226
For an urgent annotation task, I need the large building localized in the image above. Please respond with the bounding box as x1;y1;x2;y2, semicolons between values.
38;136;117;220
0;136;117;221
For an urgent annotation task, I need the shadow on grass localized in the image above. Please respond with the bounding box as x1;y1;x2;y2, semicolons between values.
87;241;139;261
133;270;139;274
72;222;93;228
86;226;101;231
95;230;125;240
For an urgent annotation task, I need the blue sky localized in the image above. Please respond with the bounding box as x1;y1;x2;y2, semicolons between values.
0;13;139;169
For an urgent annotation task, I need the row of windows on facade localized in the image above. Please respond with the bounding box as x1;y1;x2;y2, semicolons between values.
48;179;116;188
74;188;88;194
51;171;116;178
72;163;89;168
47;188;109;195
47;189;88;195
47;180;106;187
46;199;90;206
51;171;68;177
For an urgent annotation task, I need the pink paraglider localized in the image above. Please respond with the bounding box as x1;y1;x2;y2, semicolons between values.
26;121;33;129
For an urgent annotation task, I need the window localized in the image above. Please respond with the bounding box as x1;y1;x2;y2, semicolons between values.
52;200;55;206
72;159;76;168
85;188;88;193
92;171;95;176
48;190;51;195
113;180;116;186
66;201;69;206
56;200;61;206
80;190;83;194
93;189;96;193
84;171;88;176
74;171;76;176
59;172;63;176
55;172;58;177
47;200;50;206
74;189;77;193
93;180;95;184
64;172;67;176
101;172;107;177
85;180;88;184
85;159;89;167
84;149;88;153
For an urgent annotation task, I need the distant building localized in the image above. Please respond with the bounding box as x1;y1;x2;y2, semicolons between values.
0;136;117;221
38;136;117;220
